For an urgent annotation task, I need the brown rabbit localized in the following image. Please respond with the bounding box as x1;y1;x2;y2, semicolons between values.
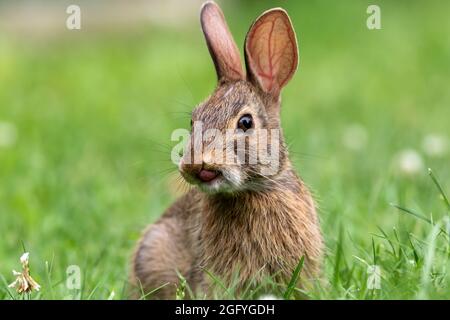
130;1;323;299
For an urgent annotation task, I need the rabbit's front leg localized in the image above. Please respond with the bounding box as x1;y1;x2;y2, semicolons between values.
131;216;194;299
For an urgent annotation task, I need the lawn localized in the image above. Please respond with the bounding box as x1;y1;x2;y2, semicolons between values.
0;0;449;299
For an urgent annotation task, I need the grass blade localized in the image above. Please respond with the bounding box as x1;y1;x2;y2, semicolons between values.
407;233;420;264
204;269;232;299
392;203;448;236
0;274;15;300
391;203;432;224
375;226;396;256
283;256;305;300
372;237;377;265
428;168;450;211
141;282;171;300
333;225;344;286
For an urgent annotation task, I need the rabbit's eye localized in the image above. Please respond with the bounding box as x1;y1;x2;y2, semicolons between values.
237;114;253;131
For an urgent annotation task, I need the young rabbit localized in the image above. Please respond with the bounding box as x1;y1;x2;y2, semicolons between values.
130;1;323;299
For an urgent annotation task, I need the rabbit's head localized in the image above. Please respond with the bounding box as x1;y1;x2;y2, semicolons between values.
179;1;299;194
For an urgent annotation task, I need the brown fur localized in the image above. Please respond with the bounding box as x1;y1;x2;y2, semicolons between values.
129;2;323;299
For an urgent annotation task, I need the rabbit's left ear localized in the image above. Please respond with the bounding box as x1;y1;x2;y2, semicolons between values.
201;1;245;82
245;9;298;97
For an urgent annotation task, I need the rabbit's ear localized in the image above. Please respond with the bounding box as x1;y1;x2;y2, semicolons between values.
200;1;245;82
245;9;298;97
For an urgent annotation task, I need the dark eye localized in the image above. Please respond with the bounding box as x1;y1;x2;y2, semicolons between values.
237;114;253;131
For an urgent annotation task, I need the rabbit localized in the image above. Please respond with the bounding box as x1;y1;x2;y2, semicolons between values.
130;1;323;299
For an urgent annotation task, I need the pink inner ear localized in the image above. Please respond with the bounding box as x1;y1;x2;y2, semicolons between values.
201;2;244;81
246;11;298;94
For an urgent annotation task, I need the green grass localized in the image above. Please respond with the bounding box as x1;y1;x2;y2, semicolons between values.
0;0;449;299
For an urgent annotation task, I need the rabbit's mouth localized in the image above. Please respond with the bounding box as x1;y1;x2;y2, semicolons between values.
196;170;227;193
197;169;220;182
179;158;244;193
182;168;239;194
196;168;246;194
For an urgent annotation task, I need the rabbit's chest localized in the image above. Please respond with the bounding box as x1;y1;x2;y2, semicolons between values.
192;189;322;290
197;209;304;282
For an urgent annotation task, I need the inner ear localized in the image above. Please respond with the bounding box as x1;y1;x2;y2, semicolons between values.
201;1;245;82
244;8;298;96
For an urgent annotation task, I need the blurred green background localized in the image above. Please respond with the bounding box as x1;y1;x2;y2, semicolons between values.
0;0;449;299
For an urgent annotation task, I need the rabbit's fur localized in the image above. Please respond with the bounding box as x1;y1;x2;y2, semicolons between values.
130;1;323;299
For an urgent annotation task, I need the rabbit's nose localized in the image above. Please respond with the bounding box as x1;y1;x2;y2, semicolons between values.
198;169;218;182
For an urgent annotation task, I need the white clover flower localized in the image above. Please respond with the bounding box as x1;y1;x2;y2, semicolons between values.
0;121;17;147
396;149;424;175
108;290;116;300
342;124;368;151
422;134;448;157
8;252;40;294
20;252;30;264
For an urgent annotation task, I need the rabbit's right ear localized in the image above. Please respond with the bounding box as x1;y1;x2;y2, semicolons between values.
200;1;245;82
245;9;298;98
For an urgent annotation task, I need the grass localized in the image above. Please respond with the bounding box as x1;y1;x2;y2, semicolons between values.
0;0;449;299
